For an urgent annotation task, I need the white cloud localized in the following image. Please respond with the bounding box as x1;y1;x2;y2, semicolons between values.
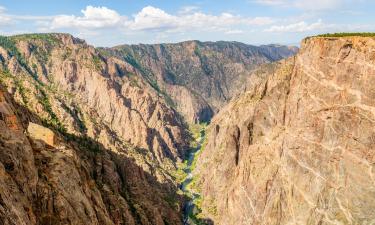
265;19;325;32
294;0;341;11
0;6;12;26
50;6;123;29
178;6;200;14
0;6;6;13
45;5;275;33
254;0;343;11
128;6;274;32
253;0;287;6
129;6;178;31
225;29;245;34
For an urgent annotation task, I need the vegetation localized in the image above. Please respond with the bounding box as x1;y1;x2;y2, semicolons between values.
121;52;177;108
64;134;101;153
0;36;39;80
127;73;140;88
164;193;180;208
39;88;67;134
172;160;188;184
313;32;375;38
11;33;61;45
14;79;29;105
61;48;72;60
61;103;87;133
92;55;102;71
0;36;32;74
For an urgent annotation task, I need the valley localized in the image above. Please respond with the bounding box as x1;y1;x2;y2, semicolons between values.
180;124;206;225
0;32;375;225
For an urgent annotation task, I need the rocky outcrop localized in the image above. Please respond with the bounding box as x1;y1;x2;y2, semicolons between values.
27;122;56;146
105;41;298;123
193;36;375;224
0;33;188;225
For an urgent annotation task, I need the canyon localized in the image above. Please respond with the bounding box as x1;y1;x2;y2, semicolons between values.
0;32;374;225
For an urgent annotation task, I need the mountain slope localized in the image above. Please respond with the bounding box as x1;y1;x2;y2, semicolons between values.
104;41;298;123
193;36;375;224
0;33;190;225
0;85;183;225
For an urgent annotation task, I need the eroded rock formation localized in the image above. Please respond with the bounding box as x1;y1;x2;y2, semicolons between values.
194;36;375;224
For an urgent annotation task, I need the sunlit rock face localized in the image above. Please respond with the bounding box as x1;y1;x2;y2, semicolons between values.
194;36;375;225
105;41;298;123
27;122;56;146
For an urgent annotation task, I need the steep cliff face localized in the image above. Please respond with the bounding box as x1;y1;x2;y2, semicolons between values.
0;33;189;225
0;86;182;225
105;41;298;123
0;33;189;164
194;36;375;224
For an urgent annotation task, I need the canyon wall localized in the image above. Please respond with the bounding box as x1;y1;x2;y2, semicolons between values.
0;33;188;225
105;41;298;123
194;36;375;224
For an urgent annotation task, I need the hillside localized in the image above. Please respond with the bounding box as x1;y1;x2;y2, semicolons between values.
0;33;189;225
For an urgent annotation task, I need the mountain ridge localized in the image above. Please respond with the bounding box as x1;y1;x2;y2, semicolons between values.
104;39;298;123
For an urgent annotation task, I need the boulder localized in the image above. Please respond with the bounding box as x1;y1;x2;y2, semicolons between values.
27;122;56;146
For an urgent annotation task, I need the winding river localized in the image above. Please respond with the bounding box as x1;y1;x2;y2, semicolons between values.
181;127;205;225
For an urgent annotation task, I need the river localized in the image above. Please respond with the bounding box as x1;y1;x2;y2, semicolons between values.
181;126;205;225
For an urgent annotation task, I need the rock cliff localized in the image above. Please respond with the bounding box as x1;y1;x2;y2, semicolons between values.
0;85;183;224
193;36;375;224
0;33;189;225
104;41;298;123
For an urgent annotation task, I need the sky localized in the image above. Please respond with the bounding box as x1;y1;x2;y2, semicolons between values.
0;0;374;47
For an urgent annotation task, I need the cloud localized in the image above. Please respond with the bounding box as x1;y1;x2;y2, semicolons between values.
254;0;343;11
129;6;178;31
253;0;287;6
178;6;200;14
265;19;325;32
44;5;275;34
0;6;12;26
225;29;245;34
50;6;123;29
128;6;274;32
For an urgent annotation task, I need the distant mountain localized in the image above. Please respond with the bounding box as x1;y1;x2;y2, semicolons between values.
102;41;298;123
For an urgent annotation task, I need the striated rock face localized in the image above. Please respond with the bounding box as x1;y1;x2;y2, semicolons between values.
0;33;188;225
105;41;298;123
194;36;375;224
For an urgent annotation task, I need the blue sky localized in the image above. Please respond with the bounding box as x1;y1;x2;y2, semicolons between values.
1;0;374;46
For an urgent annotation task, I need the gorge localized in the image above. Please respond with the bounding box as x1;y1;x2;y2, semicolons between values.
0;33;375;225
